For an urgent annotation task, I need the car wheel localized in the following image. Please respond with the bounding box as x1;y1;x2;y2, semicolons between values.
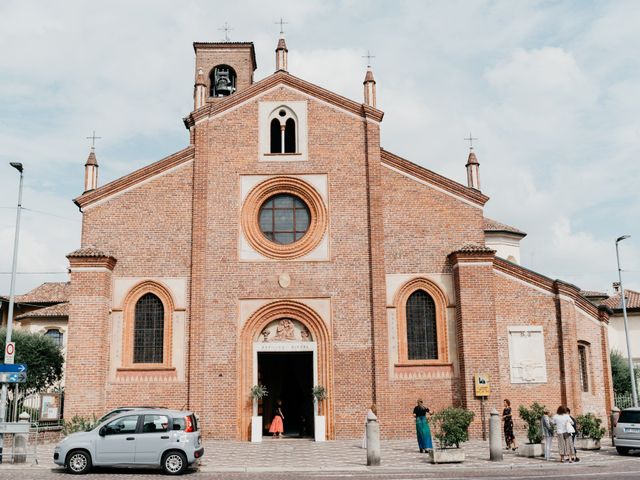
65;450;92;474
616;446;630;455
162;451;187;475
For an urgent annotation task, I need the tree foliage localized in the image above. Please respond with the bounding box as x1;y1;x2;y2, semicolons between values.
518;402;545;444
0;328;64;395
611;350;640;395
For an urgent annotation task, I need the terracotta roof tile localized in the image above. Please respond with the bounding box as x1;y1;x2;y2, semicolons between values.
455;243;496;253
0;282;69;304
67;246;112;258
484;218;527;236
601;290;640;310
580;290;608;298
16;302;68;320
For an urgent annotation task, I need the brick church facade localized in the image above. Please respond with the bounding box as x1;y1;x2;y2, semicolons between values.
65;36;613;440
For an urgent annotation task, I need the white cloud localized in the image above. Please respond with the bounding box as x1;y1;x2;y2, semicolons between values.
0;0;638;295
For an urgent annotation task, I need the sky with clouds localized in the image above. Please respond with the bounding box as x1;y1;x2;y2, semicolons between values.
0;0;638;296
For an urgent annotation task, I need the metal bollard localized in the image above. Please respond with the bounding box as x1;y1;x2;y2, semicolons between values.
489;408;503;461
366;418;381;466
611;407;620;446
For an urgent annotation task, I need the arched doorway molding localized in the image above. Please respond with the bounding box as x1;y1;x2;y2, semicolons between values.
238;300;333;440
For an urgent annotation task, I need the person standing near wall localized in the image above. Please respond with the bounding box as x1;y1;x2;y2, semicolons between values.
541;408;554;461
502;399;518;451
553;406;576;463
413;399;433;453
566;407;580;462
269;400;284;438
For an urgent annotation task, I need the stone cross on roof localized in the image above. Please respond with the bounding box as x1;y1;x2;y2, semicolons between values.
86;130;102;151
362;50;375;68
275;17;288;35
219;22;233;42
464;132;478;151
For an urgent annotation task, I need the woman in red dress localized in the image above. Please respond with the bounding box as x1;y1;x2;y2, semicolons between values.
269;400;284;438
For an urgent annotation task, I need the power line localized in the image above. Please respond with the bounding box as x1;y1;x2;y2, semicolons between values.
0;272;68;275
0;206;80;223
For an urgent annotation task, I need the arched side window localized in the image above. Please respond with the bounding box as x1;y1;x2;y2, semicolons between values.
270;119;282;153
44;329;63;348
406;290;438;360
134;293;164;364
121;281;174;369
578;342;590;392
268;107;298;154
395;278;449;365
284;118;296;153
209;64;237;97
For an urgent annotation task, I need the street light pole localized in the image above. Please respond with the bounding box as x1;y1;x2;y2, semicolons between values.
0;163;23;462
616;234;638;407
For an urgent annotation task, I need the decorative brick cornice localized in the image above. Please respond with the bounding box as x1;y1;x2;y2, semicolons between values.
193;41;257;71
493;256;555;293
67;246;117;270
380;150;490;207
73;146;195;210
183;71;384;128
448;243;496;264
598;305;612;324
493;257;606;323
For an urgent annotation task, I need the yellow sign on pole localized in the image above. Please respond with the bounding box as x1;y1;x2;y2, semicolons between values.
475;373;490;397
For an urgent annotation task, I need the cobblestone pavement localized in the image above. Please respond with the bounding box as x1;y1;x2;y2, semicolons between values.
1;437;638;474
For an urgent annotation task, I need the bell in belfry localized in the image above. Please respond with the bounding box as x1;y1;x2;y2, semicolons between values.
214;67;235;96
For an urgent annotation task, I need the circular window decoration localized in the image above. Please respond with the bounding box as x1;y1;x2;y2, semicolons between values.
242;176;327;259
259;194;310;244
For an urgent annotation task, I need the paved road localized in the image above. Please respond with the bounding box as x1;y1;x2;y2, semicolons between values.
2;438;639;479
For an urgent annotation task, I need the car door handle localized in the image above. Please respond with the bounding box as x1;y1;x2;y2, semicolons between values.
161;436;169;439
126;437;135;440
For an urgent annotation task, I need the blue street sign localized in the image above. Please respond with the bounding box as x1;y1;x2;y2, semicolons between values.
0;372;26;383
0;364;26;373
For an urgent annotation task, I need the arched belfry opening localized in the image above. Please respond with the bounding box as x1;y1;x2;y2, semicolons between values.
209;64;236;97
269;107;297;154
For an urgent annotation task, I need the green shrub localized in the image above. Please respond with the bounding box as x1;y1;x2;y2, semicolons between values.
576;413;606;441
430;407;475;449
250;384;268;400
312;385;327;401
518;402;545;444
62;414;97;436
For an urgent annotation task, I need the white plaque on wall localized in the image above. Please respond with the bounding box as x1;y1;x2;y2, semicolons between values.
507;326;547;384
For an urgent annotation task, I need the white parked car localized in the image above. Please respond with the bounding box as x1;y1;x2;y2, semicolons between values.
614;407;640;455
54;409;203;475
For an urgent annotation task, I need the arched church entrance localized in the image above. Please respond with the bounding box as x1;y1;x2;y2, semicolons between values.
239;301;333;441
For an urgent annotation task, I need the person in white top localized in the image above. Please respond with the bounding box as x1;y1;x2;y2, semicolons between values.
552;405;576;463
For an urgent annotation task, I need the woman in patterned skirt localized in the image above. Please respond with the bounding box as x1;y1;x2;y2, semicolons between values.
269;400;284;438
413;399;433;453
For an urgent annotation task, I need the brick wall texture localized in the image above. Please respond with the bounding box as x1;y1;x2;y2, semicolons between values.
64;42;613;441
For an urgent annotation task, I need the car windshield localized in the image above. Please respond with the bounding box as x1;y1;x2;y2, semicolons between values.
97;410;127;425
619;410;640;424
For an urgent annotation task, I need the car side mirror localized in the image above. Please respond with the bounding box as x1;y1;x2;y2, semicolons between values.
99;427;106;437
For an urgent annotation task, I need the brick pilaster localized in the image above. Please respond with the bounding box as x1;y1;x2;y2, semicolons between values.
448;245;502;435
553;281;582;413
65;248;116;418
363;110;389;425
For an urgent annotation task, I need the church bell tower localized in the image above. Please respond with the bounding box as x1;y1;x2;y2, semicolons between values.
192;42;257;109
